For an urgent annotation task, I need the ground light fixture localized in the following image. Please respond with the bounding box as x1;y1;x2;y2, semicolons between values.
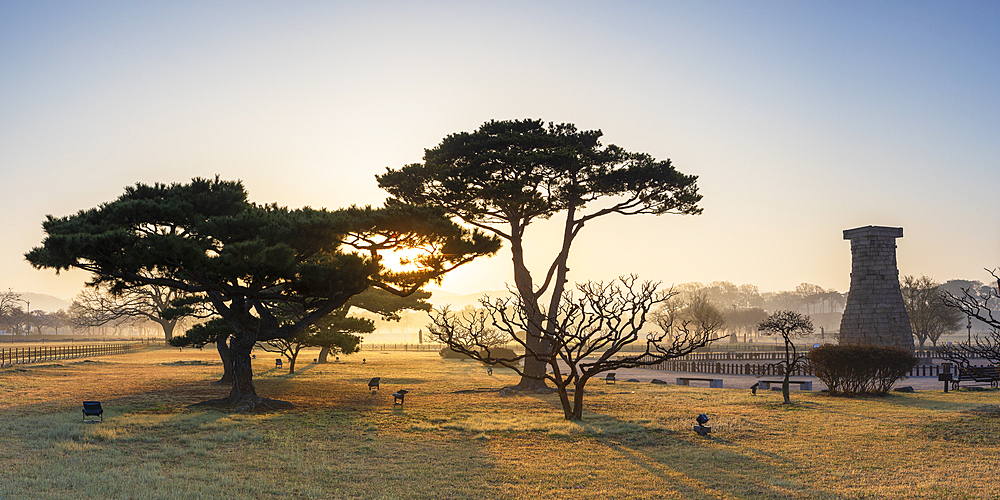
694;413;711;436
82;401;103;423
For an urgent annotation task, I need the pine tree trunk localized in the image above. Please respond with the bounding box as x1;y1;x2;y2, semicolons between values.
318;345;331;363
195;330;292;411
214;334;233;385
511;240;550;391
228;347;258;405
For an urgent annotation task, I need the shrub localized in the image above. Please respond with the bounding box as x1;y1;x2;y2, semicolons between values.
808;344;917;396
480;346;516;359
479;347;518;365
438;347;473;360
438;346;519;365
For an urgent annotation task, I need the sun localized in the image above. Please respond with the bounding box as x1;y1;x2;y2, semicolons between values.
378;246;435;274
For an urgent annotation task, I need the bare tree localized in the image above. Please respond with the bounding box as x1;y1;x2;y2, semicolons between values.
941;268;1000;366
656;292;728;341
725;307;769;342
794;283;825;314
762;291;803;313
686;294;727;337
940;328;1000;368
429;276;723;420
32;310;72;335
70;282;212;340
943;268;1000;332
430;305;511;352
901;275;963;349
0;290;28;335
0;290;19;315
758;310;814;404
258;334;310;374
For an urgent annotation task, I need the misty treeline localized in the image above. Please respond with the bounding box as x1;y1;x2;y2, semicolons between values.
0;290;73;336
0;286;208;339
4;275;993;345
637;276;993;345
665;281;839;343
422;275;996;348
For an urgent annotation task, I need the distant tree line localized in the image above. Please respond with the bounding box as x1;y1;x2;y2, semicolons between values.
5;273;988;350
654;281;843;343
0;288;201;339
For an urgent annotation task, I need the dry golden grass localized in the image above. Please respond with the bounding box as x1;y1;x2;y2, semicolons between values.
1;346;998;499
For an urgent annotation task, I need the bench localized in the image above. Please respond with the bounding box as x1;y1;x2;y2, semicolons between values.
275;359;283;369
758;380;813;391
676;377;723;388
605;372;616;384
82;401;103;423
392;389;409;406
952;365;999;389
367;377;380;393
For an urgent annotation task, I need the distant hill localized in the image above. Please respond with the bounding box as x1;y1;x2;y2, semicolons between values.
425;289;514;309
15;292;71;312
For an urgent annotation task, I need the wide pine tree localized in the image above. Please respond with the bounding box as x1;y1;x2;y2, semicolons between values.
27;177;499;411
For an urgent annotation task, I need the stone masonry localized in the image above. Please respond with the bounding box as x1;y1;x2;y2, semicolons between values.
838;226;913;349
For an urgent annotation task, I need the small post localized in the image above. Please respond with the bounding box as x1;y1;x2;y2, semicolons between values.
939;362;953;393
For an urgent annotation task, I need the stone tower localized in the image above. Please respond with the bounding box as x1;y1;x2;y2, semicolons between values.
838;225;913;349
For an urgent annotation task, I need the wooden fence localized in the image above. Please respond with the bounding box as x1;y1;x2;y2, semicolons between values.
360;343;944;359
648;348;940;362
0;343;144;367
358;343;956;378
361;343;442;352
637;358;947;378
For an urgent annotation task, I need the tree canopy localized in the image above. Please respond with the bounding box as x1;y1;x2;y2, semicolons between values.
379;119;702;389
27;177;500;410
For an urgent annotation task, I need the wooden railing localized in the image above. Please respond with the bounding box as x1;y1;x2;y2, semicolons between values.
361;343;442;352
635;357;949;378
0;343;144;367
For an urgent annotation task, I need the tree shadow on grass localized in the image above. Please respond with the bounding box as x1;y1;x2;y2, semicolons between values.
819;390;996;413
503;391;849;499
606;438;848;499
281;363;317;377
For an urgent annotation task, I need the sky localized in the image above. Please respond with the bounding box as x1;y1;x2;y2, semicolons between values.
2;1;998;305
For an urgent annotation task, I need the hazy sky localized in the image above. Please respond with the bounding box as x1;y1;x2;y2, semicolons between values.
2;1;998;303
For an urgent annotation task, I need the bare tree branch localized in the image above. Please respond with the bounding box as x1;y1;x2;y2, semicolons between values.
429;276;723;420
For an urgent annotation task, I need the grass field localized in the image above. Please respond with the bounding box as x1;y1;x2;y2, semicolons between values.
0;346;998;499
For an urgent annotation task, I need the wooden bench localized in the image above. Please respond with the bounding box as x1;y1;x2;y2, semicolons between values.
676;377;723;388
759;380;813;391
605;372;616;384
952;365;999;389
393;389;409;406
367;377;380;393
82;401;103;423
